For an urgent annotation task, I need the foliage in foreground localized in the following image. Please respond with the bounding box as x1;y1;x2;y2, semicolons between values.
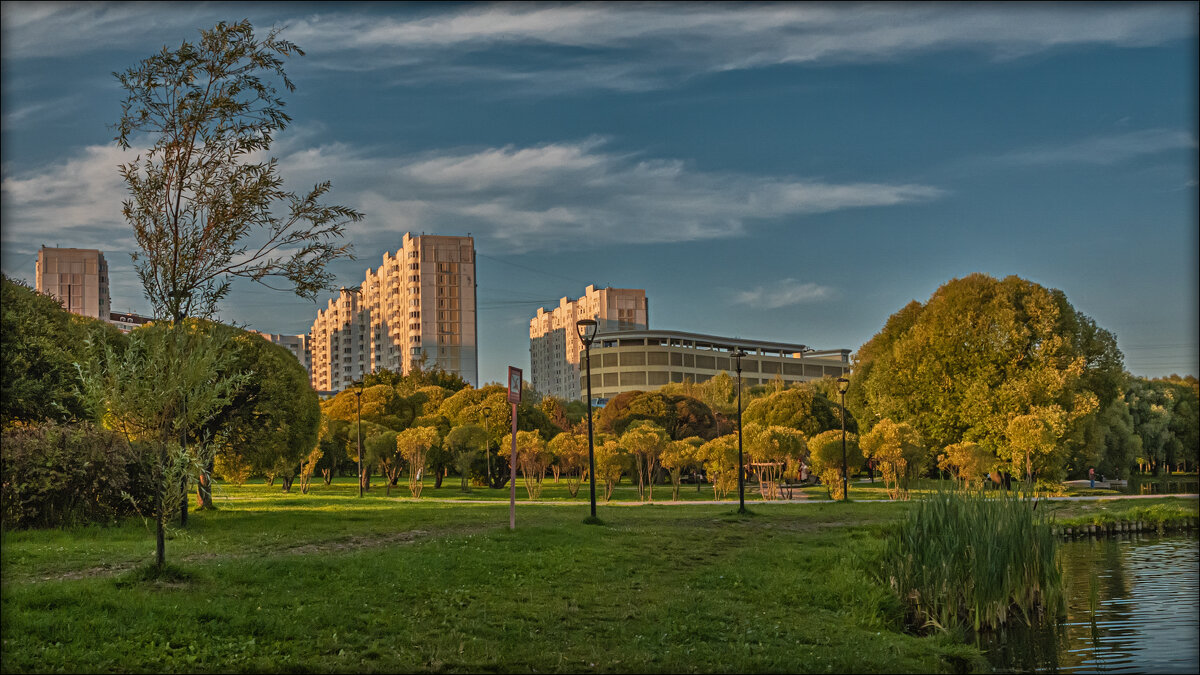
0;422;155;529
882;489;1064;633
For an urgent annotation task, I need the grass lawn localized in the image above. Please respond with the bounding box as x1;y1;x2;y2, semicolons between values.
2;479;1195;673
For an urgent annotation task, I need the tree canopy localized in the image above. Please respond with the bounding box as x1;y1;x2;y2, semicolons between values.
854;274;1124;482
113;20;361;321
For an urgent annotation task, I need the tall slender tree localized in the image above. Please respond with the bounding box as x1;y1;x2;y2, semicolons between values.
114;20;362;322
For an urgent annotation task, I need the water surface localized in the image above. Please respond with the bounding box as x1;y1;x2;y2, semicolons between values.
979;534;1199;673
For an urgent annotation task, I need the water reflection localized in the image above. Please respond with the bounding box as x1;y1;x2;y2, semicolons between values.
979;534;1199;673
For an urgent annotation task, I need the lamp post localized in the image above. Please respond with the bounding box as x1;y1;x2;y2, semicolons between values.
482;406;492;489
731;348;748;514
836;376;850;501
576;319;599;521
355;380;365;498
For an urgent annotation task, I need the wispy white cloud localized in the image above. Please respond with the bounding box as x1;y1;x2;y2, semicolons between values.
2;3;1194;92
734;279;836;309
0;136;943;269
1000;129;1197;166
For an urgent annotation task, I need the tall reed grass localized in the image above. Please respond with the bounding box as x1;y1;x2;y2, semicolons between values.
882;488;1064;633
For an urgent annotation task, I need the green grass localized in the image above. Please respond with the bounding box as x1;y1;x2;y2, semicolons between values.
3;483;1193;674
1;482;984;673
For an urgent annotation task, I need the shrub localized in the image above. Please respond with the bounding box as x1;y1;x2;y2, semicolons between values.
1;422;154;529
882;488;1064;633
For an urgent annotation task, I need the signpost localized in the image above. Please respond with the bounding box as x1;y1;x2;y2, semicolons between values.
507;366;522;530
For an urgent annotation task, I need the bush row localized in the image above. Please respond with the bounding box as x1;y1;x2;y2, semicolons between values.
1;422;156;529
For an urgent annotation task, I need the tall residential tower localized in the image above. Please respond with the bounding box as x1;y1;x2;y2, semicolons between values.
309;233;477;392
34;247;111;320
529;285;648;400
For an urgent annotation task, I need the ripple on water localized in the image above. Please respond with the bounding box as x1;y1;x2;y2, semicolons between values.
979;533;1199;674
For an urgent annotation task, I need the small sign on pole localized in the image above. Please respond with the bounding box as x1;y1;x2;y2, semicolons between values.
508;367;521;530
508;367;523;404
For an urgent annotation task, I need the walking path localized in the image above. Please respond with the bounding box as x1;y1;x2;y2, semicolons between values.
363;493;1199;507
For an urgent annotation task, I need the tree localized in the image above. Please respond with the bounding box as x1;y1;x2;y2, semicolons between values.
697;435;740;501
363;430;401;496
597;390;718;440
859;419;926;500
445;424;487;492
395;426;438;498
620;421;669;501
547;431;588;497
414;414;452;488
743;386;850;439
198;326;320;501
1004;412;1062;485
1;276;127;428
78;321;246;571
807;430;861;500
316;416;350;484
500;431;552;500
113;20;362;323
660;438;702;501
298;447;322;494
855;274;1123;480
593;439;629;502
745;424;807;500
937;441;997;488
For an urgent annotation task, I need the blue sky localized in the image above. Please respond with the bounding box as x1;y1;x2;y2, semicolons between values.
2;2;1197;384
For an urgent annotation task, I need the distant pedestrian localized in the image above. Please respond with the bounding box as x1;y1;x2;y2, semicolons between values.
1089;467;1095;488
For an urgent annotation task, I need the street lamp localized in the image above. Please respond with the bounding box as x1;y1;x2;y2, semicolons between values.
576;319;599;521
355;380;365;498
731;348;748;514
837;376;850;501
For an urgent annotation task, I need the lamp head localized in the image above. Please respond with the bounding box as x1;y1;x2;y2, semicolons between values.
576;318;598;347
836;376;850;394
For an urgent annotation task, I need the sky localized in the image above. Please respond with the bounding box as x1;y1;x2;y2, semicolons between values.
2;2;1197;385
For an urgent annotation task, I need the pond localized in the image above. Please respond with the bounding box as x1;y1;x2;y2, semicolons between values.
1116;476;1200;496
978;533;1199;673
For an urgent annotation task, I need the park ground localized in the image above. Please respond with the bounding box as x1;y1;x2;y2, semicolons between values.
1;477;1197;673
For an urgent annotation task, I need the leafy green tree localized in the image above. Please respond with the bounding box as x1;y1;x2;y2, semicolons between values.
500;431;552;500
661;438;703;501
742;386;850;437
414;414;452;488
322;384;415;431
198;326;319;500
745;424;807;500
597;390;718;440
395;426;438;498
113;20;361;322
593;439;629;502
1;276;126;428
621;421;670;501
364;430;401;496
445;424;487;492
807;430;861;500
547;431;588;497
697;435;740;501
855;274;1123;480
859;419;926;500
1004;411;1063;484
937;441;997;487
79;321;247;570
316;416;350;484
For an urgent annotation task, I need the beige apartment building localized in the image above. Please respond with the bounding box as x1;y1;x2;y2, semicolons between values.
34;247;111;320
252;331;312;374
579;329;850;402
529;285;648;400
309;233;477;393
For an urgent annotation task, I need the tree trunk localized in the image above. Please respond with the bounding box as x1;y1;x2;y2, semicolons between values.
322;468;332;486
434;471;444;489
197;456;215;509
281;476;293;492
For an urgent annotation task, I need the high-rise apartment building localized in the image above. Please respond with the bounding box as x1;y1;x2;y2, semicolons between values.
309;233;477;392
529;285;648;401
251;331;312;374
34;247;111;320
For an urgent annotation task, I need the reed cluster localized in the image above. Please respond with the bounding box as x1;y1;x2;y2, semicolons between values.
882;488;1064;633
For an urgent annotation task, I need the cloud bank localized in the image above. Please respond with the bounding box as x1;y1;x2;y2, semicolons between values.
3;3;1194;92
